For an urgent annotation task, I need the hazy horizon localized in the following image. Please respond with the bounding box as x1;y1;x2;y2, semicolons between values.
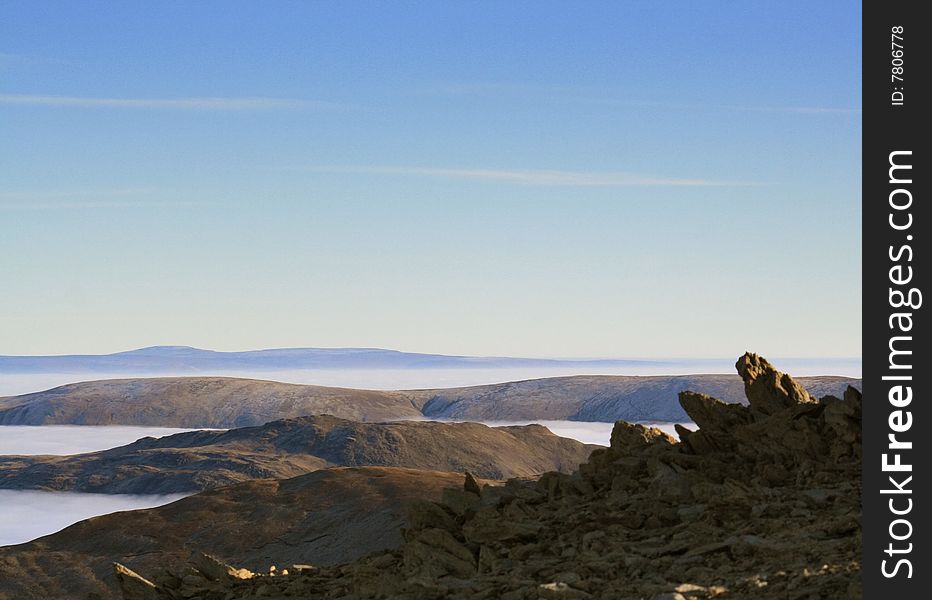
0;343;863;361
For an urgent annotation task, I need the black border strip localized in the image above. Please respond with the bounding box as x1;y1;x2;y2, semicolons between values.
863;0;927;594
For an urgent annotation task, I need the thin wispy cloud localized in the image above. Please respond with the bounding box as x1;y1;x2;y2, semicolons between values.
0;94;336;111
295;165;759;187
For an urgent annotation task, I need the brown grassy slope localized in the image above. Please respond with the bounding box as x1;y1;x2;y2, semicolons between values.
0;377;421;426
404;374;859;421
0;467;478;600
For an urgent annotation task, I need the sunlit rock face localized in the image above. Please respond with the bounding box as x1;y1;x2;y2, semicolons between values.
120;353;861;600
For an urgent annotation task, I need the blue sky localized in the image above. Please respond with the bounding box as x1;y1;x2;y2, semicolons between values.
0;1;861;358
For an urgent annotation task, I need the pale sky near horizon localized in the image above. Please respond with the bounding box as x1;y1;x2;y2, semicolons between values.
1;1;861;358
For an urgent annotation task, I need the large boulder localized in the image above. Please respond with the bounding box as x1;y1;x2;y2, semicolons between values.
736;352;817;416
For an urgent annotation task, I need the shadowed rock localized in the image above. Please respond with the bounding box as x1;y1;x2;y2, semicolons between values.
112;564;157;600
0;468;486;600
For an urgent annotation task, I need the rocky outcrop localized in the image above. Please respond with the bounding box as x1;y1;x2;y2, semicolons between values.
119;353;861;599
735;353;818;416
0;416;596;494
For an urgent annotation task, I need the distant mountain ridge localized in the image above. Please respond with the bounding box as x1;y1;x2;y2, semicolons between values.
0;374;861;427
0;345;858;374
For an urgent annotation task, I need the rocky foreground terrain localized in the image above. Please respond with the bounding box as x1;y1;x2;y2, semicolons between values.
0;373;859;426
0;416;595;494
0;468;490;600
115;354;861;599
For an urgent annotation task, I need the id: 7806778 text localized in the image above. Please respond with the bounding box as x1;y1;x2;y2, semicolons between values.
891;26;904;106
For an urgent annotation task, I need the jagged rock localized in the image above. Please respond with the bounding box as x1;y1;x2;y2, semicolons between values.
538;581;592;598
190;553;253;581
407;499;459;532
463;513;543;544
673;422;694;438
610;420;676;450
678;391;752;433
464;471;482;495
536;470;572;500
442;486;481;517
403;527;477;578
736;352;817;415
677;391;751;454
479;482;517;507
113;564;159;600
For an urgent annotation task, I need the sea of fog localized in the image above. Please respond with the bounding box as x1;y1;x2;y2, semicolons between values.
0;425;200;546
490;420;688;445
0;489;188;547
0;421;689;457
0;425;199;455
405;419;690;446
